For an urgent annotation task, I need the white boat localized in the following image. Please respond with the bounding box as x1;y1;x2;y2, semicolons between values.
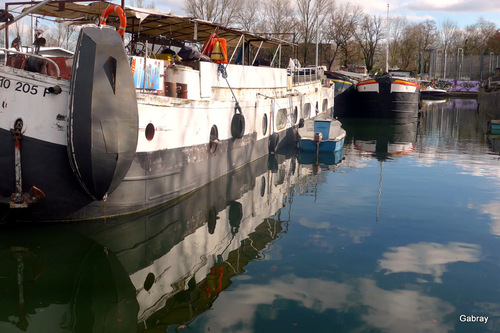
0;1;334;221
420;86;447;98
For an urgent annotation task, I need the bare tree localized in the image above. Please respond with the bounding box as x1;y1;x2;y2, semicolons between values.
389;18;418;71
388;16;407;69
355;14;384;72
49;22;77;49
413;19;438;73
323;2;363;69
8;19;30;48
257;0;298;65
184;0;244;27
128;0;155;9
439;18;460;52
487;29;500;53
296;0;331;65
236;0;263;32
464;17;497;53
262;0;297;42
437;19;463;78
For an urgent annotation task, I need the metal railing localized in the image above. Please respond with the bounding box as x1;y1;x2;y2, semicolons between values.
288;66;323;85
0;48;61;79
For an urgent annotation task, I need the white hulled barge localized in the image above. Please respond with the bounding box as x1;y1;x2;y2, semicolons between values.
0;1;334;221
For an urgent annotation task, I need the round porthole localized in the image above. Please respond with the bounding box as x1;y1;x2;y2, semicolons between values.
207;206;218;234
209;125;219;153
260;176;266;197
145;123;155;141
262;114;268;136
144;272;155;291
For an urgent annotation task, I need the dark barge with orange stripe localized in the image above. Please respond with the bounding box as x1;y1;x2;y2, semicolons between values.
348;76;421;119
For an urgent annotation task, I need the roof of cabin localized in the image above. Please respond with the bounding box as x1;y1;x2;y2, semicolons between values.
8;0;295;49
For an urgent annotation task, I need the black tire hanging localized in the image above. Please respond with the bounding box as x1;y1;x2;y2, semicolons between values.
231;113;245;139
228;201;243;234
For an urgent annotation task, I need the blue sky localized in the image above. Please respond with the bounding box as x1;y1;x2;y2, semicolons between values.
380;0;500;28
155;0;500;29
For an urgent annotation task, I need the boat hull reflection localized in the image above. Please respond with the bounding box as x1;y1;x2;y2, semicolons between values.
342;118;418;160
0;152;300;331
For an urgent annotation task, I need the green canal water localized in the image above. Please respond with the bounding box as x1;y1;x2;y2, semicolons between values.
2;98;500;332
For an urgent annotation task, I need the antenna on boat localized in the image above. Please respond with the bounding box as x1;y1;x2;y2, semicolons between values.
385;3;389;73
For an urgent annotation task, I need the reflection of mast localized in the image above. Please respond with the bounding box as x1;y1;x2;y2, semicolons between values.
376;161;383;223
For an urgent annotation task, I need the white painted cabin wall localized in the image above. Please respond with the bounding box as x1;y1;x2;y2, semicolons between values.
165;65;201;100
199;62;288;99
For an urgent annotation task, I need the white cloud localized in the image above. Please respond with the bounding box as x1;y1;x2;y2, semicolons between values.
402;0;500;12
201;275;455;333
479;201;500;236
359;278;455;332
378;241;481;283
297;217;332;229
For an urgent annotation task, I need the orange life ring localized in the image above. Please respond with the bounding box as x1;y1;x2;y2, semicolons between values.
99;5;126;37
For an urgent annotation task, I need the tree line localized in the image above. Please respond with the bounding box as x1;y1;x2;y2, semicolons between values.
185;0;500;74
2;0;498;76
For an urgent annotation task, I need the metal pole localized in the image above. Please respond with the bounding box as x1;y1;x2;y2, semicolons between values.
457;48;463;80
420;50;424;75
480;49;484;81
443;49;447;79
315;2;319;68
386;3;389;73
489;52;494;77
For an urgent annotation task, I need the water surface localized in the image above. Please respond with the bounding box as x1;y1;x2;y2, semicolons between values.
2;98;500;333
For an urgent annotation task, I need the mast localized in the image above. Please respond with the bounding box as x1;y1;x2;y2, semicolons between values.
315;3;319;68
385;3;389;73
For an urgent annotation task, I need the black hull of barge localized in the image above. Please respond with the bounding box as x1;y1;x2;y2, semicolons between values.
339;77;420;119
355;91;420;119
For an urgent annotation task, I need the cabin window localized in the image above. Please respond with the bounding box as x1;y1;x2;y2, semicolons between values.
262;114;268;136
209;125;219;154
145;123;155;141
322;99;328;113
276;108;287;130
315;102;319;115
303;103;311;119
293;106;298;124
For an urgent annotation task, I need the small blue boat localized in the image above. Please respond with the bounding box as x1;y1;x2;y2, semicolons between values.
489;120;500;135
298;115;346;152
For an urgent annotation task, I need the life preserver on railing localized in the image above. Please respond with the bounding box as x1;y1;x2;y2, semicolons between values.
99;5;126;37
